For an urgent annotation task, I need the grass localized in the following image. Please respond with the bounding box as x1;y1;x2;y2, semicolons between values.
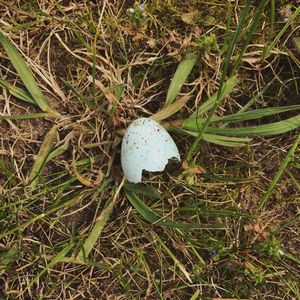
0;0;300;299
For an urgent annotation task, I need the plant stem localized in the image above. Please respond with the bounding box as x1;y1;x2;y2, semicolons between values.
183;2;251;162
257;132;300;211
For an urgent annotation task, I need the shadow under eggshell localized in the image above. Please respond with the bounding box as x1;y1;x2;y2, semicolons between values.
121;118;180;183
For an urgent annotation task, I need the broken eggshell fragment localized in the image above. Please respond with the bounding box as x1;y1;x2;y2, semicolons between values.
121;118;180;183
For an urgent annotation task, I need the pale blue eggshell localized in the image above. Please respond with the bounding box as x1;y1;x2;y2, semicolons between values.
121;118;180;183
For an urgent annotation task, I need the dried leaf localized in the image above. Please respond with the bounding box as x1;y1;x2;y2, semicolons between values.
165;54;197;106
28;125;58;189
151;96;189;122
72;164;93;187
244;261;256;271
132;33;145;42
0;32;50;112
147;38;156;48
244;223;253;232
181;12;199;25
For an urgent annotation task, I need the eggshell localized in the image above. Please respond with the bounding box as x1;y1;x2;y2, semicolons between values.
121;118;180;183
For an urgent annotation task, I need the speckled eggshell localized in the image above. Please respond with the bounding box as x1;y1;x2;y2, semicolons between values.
121;118;180;183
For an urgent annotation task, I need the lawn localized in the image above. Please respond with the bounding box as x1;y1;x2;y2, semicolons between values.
0;0;300;299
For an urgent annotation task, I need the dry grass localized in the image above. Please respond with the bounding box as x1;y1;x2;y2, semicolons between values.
0;0;300;299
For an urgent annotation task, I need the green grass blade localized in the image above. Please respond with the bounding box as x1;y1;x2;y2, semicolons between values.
30;242;74;287
28;125;58;189
110;83;125;116
282;251;300;266
155;234;192;283
0;158;16;186
204;115;300;136
0;113;55;120
201;132;251;147
184;105;300;130
151;96;189;122
190;290;201;300
260;0;275;59
257;133;300;211
212;105;300;123
0;78;35;104
61;78;97;110
165;54;197;107
125;189;159;223
123;183;161;199
0;195;81;240
76;199;114;261
45;137;71;163
0;213;47;240
76;178;123;262
202;133;251;147
221;77;276;128
169;126;251;147
188;76;238;119
184;2;251;161
0;32;50;112
285;169;300;191
178;206;254;218
125;190;224;229
232;0;269;73
0;247;18;266
262;5;300;59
